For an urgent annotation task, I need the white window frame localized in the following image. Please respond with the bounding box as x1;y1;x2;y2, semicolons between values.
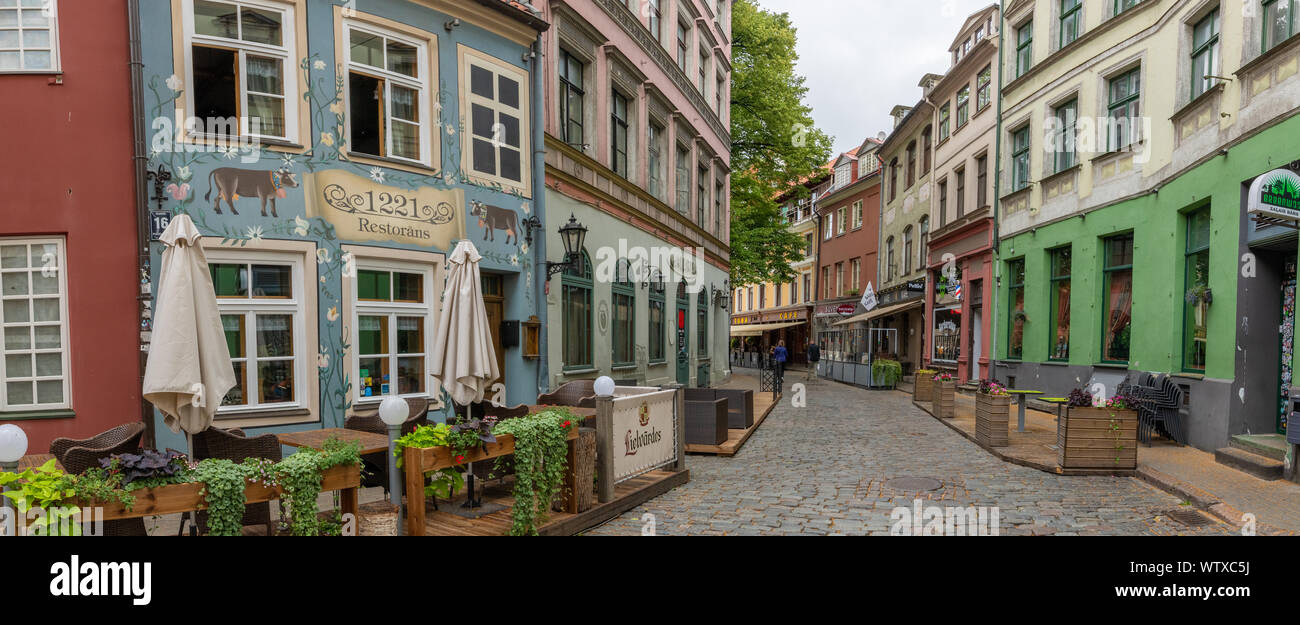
1;237;70;411
0;0;60;73
180;0;299;143
852;200;863;229
208;249;307;415
343;20;433;167
350;258;438;407
459;44;532;196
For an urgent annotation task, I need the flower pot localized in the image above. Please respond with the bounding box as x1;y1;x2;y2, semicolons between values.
914;375;934;403
1057;407;1139;470
934;380;956;419
975;392;1011;447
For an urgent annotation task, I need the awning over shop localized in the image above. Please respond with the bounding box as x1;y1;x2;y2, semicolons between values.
833;299;923;326
729;321;803;336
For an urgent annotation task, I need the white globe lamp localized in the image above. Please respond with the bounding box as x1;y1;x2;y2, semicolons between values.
593;376;616;398
379;396;409;426
0;424;27;466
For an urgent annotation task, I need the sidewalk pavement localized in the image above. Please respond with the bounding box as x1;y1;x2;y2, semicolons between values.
911;389;1300;534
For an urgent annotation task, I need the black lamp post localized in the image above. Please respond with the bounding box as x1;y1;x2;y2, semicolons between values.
545;214;588;279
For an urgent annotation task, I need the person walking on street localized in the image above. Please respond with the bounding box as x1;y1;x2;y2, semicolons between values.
773;340;788;388
806;341;821;380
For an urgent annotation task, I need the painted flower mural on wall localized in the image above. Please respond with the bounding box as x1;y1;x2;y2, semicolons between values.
165;74;183;91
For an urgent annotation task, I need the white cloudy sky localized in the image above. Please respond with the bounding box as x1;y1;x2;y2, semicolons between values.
754;0;998;156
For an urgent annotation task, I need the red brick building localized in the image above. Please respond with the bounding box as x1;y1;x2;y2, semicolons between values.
0;0;142;452
814;138;883;362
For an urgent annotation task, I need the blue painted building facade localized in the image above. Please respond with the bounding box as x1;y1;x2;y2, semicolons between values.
137;0;549;449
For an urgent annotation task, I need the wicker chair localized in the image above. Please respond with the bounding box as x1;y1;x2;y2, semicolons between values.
684;397;728;446
49;422;146;475
536;380;597;408
345;397;430;494
183;427;282;536
48;422;148;536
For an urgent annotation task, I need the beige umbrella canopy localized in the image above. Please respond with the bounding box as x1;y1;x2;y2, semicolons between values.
142;214;236;440
431;240;500;407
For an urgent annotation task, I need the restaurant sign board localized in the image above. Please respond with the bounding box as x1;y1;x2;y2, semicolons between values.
1248;168;1300;221
304;169;466;248
612;389;678;483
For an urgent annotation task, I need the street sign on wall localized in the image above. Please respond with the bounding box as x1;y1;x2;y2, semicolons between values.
1248;169;1300;221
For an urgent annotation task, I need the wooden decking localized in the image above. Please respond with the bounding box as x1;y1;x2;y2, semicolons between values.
413;468;690;536
684;391;779;457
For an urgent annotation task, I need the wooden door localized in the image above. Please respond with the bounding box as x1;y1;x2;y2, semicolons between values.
482;275;505;388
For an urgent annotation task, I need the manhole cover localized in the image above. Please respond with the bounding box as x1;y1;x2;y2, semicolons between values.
1164;509;1213;527
883;477;943;491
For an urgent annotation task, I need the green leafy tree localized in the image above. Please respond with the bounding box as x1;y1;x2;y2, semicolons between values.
729;0;833;287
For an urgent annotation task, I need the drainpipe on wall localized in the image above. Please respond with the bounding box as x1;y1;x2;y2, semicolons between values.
990;0;1006;377
531;32;549;398
127;0;155;447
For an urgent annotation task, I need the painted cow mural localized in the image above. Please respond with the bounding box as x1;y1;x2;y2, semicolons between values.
470;200;519;245
205;168;299;217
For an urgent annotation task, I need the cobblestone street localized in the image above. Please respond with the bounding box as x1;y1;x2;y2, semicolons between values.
587;376;1237;536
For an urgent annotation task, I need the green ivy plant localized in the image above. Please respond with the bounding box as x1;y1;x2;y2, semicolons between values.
394;422;463;500
192;458;249;536
492;410;577;536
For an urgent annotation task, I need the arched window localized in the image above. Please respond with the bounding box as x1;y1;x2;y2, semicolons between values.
921;126;933;174
648;276;666;363
561;250;593;370
906;141;917;187
889;158;899;202
611;259;635;367
886;236;896;281
919;216;930;269
904;226;914;275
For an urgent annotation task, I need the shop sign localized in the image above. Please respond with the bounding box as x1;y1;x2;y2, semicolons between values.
304;169;465;248
906;280;925;292
837;304;857;316
613;389;678;482
1248;168;1300;221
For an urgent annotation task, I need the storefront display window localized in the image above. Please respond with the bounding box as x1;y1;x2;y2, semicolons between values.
1102;234;1134;363
933;308;961;363
1049;247;1071;361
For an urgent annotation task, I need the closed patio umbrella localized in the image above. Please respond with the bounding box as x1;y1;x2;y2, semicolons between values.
142;214;236;453
431;240;500;407
431;240;499;509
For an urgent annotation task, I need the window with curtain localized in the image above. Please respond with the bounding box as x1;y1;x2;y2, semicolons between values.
1191;9;1220;99
1108;67;1142;150
561;250;593;370
187;0;295;141
956;86;970;128
1012;126;1031;190
1103;234;1134;363
612;260;635;367
1054;99;1078;172
1049;247;1071;361
353;265;433;402
1264;0;1298;53
210;256;305;412
1184;209;1211;371
1061;0;1081;48
1016;21;1033;77
977;66;992;110
1008;259;1026;359
345;22;429;164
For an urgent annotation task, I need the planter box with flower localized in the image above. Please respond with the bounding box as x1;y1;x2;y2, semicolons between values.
975;380;1011;447
931;372;956;418
1058;389;1139;470
397;409;583;536
913;369;936;403
1;442;362;537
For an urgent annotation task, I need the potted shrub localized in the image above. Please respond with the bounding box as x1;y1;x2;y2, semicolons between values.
871;359;902;389
1058;389;1139;470
974;379;1011;447
913;369;937;403
932;372;957;419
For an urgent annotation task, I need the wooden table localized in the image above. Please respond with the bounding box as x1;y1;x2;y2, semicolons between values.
17;454;61;471
277;428;391;455
1007;390;1044;433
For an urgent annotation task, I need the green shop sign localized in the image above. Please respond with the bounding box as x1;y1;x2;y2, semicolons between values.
1248;168;1300;221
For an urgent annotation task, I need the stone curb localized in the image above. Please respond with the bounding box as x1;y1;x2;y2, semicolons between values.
1136;466;1292;534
